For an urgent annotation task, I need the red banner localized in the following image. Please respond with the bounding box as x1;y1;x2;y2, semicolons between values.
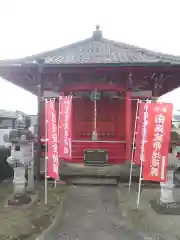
59;97;72;160
134;102;149;165
143;103;173;182
46;100;59;180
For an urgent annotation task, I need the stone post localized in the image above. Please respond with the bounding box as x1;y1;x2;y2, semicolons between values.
151;144;180;214
27;142;35;190
13;166;26;195
160;169;174;203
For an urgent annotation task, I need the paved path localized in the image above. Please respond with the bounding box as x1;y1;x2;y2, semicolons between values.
44;185;145;240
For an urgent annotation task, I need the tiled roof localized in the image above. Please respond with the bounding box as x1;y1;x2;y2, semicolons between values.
0;110;27;119
4;25;180;66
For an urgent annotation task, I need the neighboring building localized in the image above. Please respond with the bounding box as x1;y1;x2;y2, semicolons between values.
0;109;27;147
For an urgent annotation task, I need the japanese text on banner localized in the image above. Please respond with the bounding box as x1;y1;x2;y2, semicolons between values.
59;97;72;160
47;100;59;180
134;102;149;165
150;113;165;177
143;103;172;182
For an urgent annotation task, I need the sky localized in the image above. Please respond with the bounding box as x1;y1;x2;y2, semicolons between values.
0;0;180;114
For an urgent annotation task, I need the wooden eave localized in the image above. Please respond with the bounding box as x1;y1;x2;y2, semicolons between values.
0;26;180;95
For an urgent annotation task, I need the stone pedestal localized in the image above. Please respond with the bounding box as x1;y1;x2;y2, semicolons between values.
160;170;174;203
7;164;31;206
27;142;34;190
13;167;26;194
27;161;34;190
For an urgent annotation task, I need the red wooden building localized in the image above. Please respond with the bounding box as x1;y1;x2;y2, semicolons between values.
0;26;180;180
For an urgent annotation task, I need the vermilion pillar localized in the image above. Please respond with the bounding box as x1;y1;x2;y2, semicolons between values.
125;91;132;161
35;59;44;181
35;82;43;181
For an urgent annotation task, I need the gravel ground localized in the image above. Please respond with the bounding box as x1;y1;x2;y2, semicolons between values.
0;180;68;240
117;183;180;240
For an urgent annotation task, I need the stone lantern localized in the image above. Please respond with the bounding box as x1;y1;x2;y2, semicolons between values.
4;114;35;205
151;128;180;214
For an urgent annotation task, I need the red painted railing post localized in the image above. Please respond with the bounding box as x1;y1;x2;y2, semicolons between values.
125;91;132;161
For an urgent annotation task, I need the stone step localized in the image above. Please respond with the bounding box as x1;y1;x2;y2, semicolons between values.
69;177;117;186
84;162;108;167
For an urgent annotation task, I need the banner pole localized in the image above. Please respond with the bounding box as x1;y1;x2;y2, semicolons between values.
128;99;140;193
58;95;62;184
45;99;48;204
58;96;61;146
137;150;143;208
136;99;150;208
51;98;57;188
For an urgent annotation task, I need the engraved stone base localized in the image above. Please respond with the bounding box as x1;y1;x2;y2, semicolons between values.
7;193;31;206
150;199;180;215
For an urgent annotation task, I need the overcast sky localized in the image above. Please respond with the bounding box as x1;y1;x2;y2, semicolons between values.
0;0;180;114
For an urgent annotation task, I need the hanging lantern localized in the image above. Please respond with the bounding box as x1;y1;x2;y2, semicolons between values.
90;90;101;101
91;89;99;141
